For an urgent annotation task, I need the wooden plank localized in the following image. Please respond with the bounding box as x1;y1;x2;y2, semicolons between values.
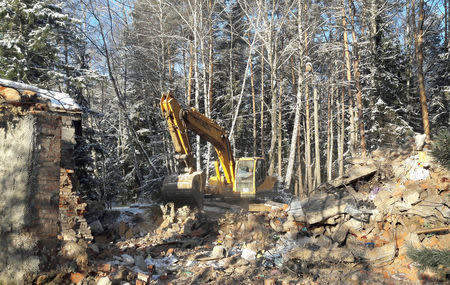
415;226;450;235
248;204;272;212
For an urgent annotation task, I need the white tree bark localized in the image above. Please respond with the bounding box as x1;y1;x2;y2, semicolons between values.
313;84;321;186
285;0;304;189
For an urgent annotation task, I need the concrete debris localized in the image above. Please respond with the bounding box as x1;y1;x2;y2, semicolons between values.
248;201;286;212
241;248;257;261
414;133;427;151
96;276;112;285
366;242;397;266
285;199;305;222
120;254;135;266
329;164;377;188
211;245;227;259
29;147;450;285
331;224;349;244
301;192;354;224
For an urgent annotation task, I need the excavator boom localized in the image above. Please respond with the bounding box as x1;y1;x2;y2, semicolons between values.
181;107;235;186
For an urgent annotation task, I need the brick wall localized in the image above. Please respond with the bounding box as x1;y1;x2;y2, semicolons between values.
35;114;62;238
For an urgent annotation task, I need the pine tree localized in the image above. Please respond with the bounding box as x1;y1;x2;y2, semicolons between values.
359;0;412;150
0;0;67;85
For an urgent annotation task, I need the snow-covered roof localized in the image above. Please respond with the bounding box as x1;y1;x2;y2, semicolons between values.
0;78;80;112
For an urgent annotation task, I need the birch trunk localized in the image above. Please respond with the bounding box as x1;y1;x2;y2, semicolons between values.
229;8;235;153
305;78;312;192
285;67;303;188
277;80;283;177
338;87;345;176
342;1;356;157
268;56;278;175
249;39;257;157
268;0;278;175
350;0;366;157
207;0;214;180
413;0;431;142
193;0;201;170
313;84;321;186
260;45;265;157
285;25;302;188
200;13;211;180
187;41;193;106
297;137;304;196
326;87;334;181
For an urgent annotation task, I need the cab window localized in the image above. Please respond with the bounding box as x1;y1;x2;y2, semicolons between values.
237;160;254;182
255;159;264;185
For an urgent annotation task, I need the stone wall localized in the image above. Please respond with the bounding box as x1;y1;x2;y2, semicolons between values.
0;110;91;283
0;114;41;282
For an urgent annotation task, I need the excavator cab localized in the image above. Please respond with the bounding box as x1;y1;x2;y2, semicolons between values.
235;158;277;199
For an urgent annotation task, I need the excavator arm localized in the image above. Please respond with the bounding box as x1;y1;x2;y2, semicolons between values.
160;93;196;172
160;92;235;186
181;106;235;186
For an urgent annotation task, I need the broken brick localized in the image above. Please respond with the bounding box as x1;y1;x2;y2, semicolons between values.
70;272;86;284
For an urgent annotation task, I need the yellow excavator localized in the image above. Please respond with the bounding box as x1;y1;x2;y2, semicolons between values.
160;92;277;207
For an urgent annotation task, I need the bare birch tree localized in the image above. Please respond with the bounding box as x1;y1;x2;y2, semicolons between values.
412;0;431;142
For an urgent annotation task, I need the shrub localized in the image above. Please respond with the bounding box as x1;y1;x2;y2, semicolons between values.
431;129;450;169
407;246;450;280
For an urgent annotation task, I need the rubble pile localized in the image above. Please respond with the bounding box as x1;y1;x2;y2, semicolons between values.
34;147;449;284
59;170;93;243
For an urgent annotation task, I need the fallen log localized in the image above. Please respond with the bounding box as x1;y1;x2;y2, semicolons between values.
415;226;450;235
0;87;21;102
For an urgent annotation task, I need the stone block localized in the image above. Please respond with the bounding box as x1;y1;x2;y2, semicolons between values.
137;272;150;282
402;188;420;205
373;189;392;208
332;224;349;244
366;242;396;266
301;192;353;225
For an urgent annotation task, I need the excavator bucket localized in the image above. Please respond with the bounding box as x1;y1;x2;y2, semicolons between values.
161;171;205;208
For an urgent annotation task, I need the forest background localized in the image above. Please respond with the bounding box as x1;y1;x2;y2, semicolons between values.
0;0;449;203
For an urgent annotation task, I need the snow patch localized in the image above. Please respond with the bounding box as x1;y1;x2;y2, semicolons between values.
0;78;80;111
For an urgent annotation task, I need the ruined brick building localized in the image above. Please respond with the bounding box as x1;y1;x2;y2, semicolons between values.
0;78;92;282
